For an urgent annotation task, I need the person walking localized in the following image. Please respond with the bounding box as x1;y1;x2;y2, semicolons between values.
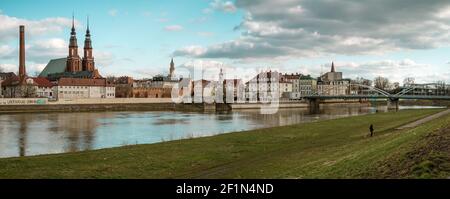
369;124;374;137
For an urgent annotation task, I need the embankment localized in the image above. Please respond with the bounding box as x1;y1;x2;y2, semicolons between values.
0;108;447;179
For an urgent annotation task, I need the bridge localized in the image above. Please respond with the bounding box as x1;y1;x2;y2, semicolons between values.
304;84;450;113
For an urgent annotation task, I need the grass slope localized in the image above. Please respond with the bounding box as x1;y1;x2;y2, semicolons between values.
0;109;447;179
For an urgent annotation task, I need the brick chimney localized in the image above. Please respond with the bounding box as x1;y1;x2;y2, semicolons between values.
19;25;26;78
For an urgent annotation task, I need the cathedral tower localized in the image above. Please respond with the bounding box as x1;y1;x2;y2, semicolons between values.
169;58;175;79
66;14;82;72
82;16;95;72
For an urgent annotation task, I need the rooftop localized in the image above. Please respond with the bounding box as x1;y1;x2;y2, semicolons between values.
39;58;67;78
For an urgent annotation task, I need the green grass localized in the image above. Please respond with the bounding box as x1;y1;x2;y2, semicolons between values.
0;109;448;179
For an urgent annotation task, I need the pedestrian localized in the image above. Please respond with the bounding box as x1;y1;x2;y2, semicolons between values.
369;124;374;137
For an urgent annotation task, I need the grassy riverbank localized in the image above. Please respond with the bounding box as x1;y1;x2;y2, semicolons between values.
0;109;448;179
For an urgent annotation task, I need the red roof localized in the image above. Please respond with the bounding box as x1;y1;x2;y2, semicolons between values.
1;76;20;86
58;77;113;87
32;77;53;87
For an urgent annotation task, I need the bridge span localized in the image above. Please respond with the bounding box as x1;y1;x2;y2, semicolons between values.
303;84;450;113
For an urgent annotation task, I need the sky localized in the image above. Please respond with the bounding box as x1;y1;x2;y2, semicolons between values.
0;0;450;84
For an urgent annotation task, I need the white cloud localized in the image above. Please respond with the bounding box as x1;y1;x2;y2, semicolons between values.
210;0;237;13
95;51;114;67
174;46;207;56
0;14;74;44
0;45;15;59
333;59;439;83
0;63;17;73
164;25;184;32
176;0;450;59
108;9;118;17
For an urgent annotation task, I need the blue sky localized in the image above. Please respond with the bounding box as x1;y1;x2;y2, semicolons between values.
1;0;450;84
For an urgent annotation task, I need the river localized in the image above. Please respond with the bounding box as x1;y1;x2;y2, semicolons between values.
0;105;444;158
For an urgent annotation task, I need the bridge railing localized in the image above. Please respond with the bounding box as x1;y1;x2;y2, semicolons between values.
306;84;450;98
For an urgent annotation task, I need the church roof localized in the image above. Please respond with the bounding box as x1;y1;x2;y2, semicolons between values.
39;58;67;77
47;71;94;81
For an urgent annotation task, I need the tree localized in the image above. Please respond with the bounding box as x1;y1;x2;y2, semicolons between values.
350;77;373;95
374;76;390;91
403;77;415;87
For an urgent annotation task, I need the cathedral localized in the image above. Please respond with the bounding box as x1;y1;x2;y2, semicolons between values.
39;16;101;80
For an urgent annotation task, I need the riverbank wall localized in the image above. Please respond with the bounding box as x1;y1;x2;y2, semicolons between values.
0;98;371;114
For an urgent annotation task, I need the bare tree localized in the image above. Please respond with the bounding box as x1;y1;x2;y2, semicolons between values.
403;77;415;87
374;76;390;91
436;81;446;95
350;77;373;95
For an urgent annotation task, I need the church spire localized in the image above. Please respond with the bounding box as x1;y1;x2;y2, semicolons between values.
71;13;75;33
69;13;78;48
169;58;175;79
86;15;90;36
67;13;81;72
84;16;92;49
331;61;335;72
82;15;95;72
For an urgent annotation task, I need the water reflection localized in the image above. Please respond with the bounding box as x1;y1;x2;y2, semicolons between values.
0;105;441;158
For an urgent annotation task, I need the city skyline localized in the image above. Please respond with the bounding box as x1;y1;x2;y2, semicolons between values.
1;0;450;83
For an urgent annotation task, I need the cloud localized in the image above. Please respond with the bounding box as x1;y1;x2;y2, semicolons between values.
164;25;184;32
210;0;237;13
0;63;17;73
331;59;443;83
0;14;74;44
95;51;114;67
173;46;207;57
190;16;208;24
108;9;118;17
0;45;15;59
26;38;67;63
175;0;450;59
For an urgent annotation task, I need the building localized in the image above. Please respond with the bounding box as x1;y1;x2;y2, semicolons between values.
192;79;216;102
54;78;115;99
32;77;54;98
317;62;350;96
0;72;17;97
281;73;301;99
246;71;281;102
299;75;317;97
40;17;101;80
110;76;134;98
169;58;175;80
149;59;180;88
279;80;293;99
402;83;449;96
38;16;113;100
223;79;245;102
1;25;34;98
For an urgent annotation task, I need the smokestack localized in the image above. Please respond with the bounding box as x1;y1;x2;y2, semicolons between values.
19;25;26;78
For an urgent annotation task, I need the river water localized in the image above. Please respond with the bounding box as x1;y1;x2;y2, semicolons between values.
0;105;443;158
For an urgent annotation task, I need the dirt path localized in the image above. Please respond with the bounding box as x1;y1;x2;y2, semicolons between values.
396;109;450;130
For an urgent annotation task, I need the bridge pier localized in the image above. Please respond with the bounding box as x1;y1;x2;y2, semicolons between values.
387;98;399;110
307;98;321;114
